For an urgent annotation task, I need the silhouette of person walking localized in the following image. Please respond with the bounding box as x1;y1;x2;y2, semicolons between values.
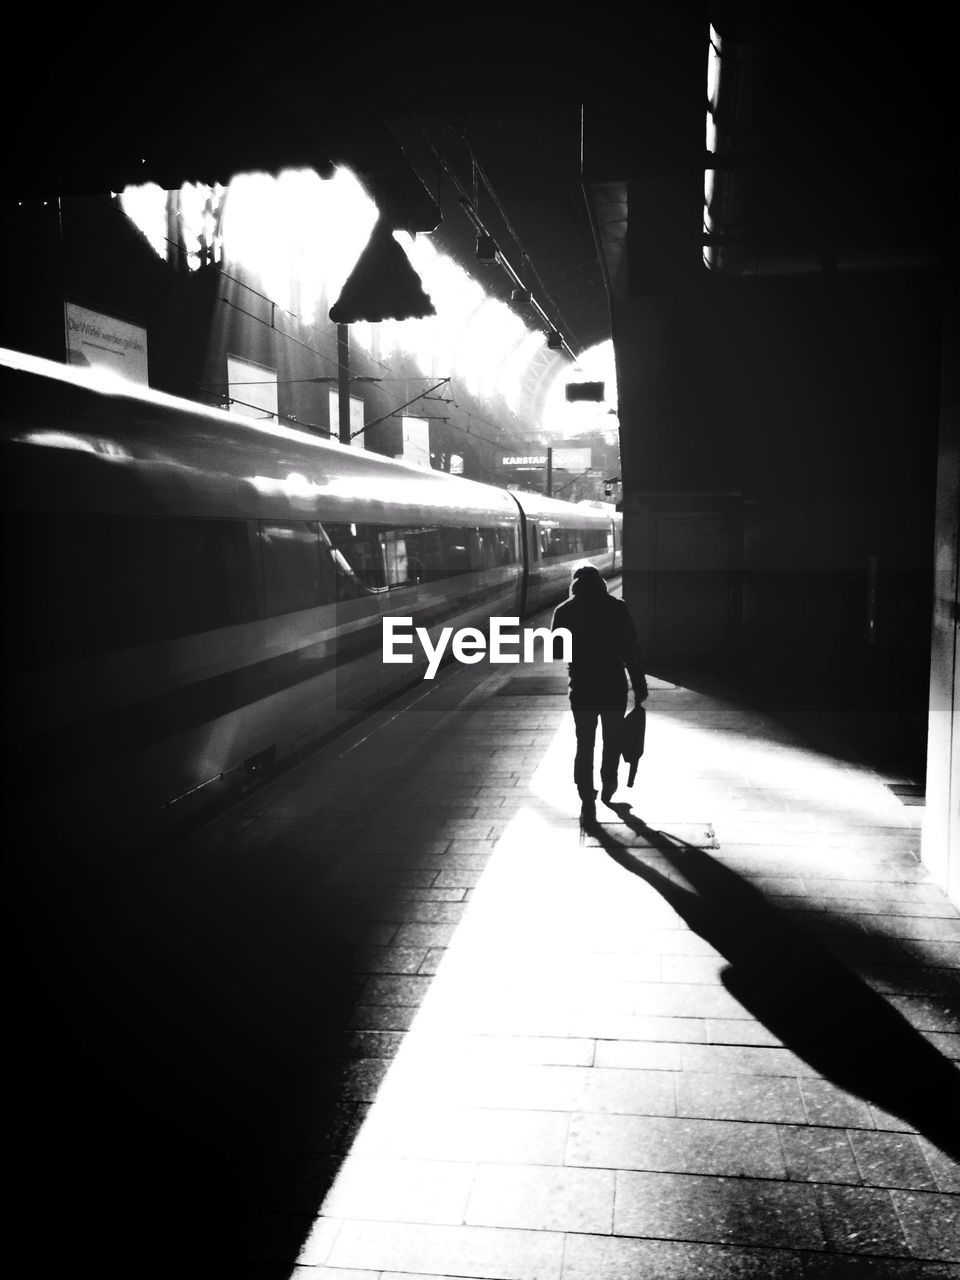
552;564;647;823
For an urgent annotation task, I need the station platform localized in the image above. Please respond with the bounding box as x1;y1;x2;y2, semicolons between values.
11;585;959;1278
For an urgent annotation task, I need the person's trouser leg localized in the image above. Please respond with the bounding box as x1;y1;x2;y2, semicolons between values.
599;707;625;798
572;709;600;799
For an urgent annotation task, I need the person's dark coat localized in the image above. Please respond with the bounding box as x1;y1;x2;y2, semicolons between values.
552;568;647;711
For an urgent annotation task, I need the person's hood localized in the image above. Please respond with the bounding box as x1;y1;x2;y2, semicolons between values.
570;568;608;598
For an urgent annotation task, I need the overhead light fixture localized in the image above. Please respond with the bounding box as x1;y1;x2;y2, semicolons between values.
565;380;605;402
476;234;497;262
511;287;531;304
546;329;563;350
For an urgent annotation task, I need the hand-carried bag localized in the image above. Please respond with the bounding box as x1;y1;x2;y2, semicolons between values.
620;706;647;786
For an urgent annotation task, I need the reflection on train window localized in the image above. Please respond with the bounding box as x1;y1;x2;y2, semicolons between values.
411;527;446;579
380;526;445;585
538;525;608;559
259;521;326;615
324;522;519;590
324;522;388;594
9;511;531;668
381;530;409;585
8;512;258;666
444;528;473;574
151;518;257;636
484;526;520;568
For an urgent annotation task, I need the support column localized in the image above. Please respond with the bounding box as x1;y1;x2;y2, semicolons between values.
337;323;351;445
922;273;960;905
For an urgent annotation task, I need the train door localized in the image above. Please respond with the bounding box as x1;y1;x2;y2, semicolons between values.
527;520;540;567
507;494;540;619
525;519;542;615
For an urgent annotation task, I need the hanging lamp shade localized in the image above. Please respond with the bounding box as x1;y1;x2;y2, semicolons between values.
329;218;436;323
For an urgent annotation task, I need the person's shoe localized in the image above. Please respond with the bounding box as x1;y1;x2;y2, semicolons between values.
600;788;616;806
579;798;597;827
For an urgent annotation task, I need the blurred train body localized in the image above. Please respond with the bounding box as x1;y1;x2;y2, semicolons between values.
1;348;621;852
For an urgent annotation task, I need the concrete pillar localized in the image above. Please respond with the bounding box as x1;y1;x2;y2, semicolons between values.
922;276;960;905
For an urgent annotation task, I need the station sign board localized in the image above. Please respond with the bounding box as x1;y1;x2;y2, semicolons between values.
502;454;548;468
64;302;148;384
400;415;431;468
229;354;278;420
501;449;593;470
329;392;366;447
565;381;605;401
551;447;591;470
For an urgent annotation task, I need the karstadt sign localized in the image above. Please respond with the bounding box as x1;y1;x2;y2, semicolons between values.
502;454;548;467
501;449;592;469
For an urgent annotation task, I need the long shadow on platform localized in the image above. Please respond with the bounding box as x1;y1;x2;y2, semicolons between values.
590;805;960;1160
8;665;510;1278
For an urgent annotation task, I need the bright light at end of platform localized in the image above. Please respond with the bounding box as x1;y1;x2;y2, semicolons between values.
540;339;619;437
382;234;539;411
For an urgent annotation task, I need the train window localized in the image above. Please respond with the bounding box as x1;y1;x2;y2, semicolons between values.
380;529;411;586
6;512;259;667
476;528;496;570
534;526;607;560
543;524;583;558
443;527;473;575
259;521;326;616
328;550;376;600
467;528;485;571
473;526;515;570
527;523;540;562
120;516;257;642
539;523;567;558
405;526;445;582
379;526;445;585
4;511;107;666
316;524;367;601
314;521;520;598
494;526;519;566
324;522;387;593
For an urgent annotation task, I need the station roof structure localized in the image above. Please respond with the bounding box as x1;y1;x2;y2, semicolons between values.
3;3;955;346
4;6;614;347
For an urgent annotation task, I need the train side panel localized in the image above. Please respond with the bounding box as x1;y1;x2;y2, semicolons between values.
1;350;618;852
1;353;523;848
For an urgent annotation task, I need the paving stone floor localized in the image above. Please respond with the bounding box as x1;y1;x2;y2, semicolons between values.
160;587;960;1280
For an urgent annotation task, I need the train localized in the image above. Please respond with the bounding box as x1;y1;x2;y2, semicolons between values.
1;346;621;853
